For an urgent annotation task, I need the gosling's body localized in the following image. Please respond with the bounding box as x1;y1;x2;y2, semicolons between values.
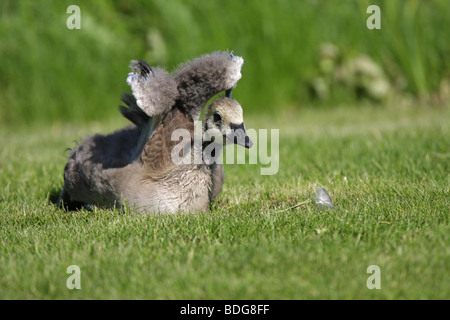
60;51;249;214
62;111;218;213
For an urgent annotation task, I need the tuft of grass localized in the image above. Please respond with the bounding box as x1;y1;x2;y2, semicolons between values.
0;105;448;299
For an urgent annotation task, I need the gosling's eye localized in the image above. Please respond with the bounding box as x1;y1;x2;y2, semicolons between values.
214;113;222;124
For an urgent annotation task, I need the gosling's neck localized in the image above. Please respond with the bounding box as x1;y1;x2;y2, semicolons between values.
201;119;224;167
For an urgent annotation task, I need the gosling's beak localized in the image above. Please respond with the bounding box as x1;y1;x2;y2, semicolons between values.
228;123;253;149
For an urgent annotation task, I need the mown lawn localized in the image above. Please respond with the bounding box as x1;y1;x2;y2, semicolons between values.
0;105;448;299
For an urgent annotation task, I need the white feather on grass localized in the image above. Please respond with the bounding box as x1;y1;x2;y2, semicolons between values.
313;186;334;211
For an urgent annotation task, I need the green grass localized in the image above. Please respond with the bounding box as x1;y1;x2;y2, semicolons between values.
1;0;448;300
1;104;448;299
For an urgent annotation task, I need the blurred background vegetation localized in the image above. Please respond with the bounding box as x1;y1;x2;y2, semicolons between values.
0;0;449;127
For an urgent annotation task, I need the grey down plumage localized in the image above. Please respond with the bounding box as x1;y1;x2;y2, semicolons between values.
59;51;252;213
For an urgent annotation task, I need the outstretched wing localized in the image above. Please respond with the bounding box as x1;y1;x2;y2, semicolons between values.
126;60;178;118
174;51;244;121
125;51;243;122
122;51;244;166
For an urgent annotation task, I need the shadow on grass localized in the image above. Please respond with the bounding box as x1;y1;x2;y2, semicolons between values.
48;187;86;212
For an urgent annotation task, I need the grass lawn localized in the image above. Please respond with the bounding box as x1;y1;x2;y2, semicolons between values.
0;104;448;299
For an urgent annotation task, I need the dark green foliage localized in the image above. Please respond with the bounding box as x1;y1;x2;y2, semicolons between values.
0;0;448;126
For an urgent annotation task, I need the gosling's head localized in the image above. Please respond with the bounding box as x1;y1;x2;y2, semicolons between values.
203;97;253;149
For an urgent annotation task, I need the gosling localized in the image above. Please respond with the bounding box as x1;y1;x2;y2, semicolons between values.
59;51;252;213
